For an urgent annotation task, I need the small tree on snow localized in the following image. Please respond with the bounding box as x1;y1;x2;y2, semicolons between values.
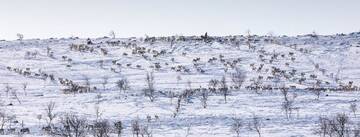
231;68;246;89
139;124;152;137
314;89;321;100
22;82;28;96
92;120;110;137
208;79;219;93
144;72;155;102
114;121;123;137
109;31;116;39
116;78;130;94
0;111;8;132
314;116;330;137
249;114;263;137
315;113;350;137
17;33;24;41
45;101;56;127
37;114;42;127
281;88;297;120
350;103;357;117
219;75;229;103
200;89;209;108
11;90;21;104
4;84;12;97
231;117;243;137
57;113;87;137
94;105;103;122
173;96;182;118
131;119;140;137
102;76;109;91
245;30;252;50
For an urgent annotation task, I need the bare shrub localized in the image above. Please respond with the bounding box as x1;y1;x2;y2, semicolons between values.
94;105;103;122
350;103;357;118
114;121;123;137
282;99;294;120
116;78;130;94
99;60;104;68
184;81;194;103
315;113;352;137
173;96;182;118
330;113;350;137
200;88;209;109
4;84;12;97
169;91;175;105
231;117;243;137
353;124;360;137
249;114;263;137
313;89;322;100
140;124;152;137
37;114;42;127
102;76;109;91
130;118;153;137
56;113;88;137
11;90;21;104
92;120;110;137
280;87;297;119
45;101;56;127
185;124;191;137
109;31;116;39
95;93;103;104
0;111;8;134
131;119;140;137
314;116;331;137
100;49;108;56
46;47;51;56
208;79;219;93
231;68;246;89
312;80;322;100
250;78;263;94
144;72;155;102
84;76;91;87
19;121;30;134
17;33;24;41
280;87;289;102
7;115;15;131
22;83;28;96
24;51;38;60
219;75;229;103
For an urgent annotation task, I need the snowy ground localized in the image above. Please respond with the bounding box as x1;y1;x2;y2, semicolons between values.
0;32;360;137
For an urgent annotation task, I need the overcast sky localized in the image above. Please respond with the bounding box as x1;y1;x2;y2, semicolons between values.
0;0;359;40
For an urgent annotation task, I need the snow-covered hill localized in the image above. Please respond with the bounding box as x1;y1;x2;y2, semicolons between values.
0;32;360;137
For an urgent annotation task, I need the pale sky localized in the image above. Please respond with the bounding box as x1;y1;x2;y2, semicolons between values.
0;0;359;40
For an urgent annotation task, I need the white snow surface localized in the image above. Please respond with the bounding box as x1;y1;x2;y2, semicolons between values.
0;32;360;137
